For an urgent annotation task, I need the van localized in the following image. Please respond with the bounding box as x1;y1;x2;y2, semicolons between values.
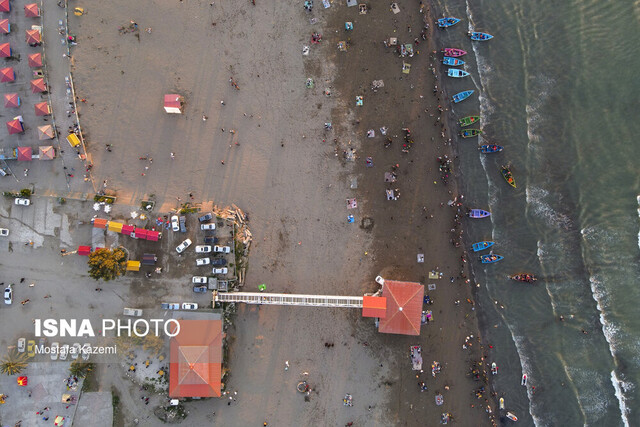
123;307;143;317
66;133;81;148
0;168;7;177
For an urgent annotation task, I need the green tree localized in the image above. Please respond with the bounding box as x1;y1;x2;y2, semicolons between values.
69;361;95;378
0;349;28;375
88;247;127;281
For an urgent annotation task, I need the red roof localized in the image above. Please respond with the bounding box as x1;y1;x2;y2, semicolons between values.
121;225;134;235
6;119;23;134
0;0;9;13
0;19;9;34
164;94;183;109
169;319;223;398
377;280;424;336
31;78;46;93
26;29;41;44
28;52;42;67
0;42;10;58
362;296;387;318
92;218;108;229
17;146;32;161
24;3;39;17
0;66;14;82
34;102;50;116
134;228;148;239
4;93;19;108
38;145;55;160
78;246;91;256
145;230;160;241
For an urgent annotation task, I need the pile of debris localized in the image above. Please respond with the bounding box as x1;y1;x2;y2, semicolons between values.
211;204;252;287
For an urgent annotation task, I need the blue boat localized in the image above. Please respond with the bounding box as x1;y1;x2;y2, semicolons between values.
443;56;464;66
480;144;503;153
437;17;461;28
472;241;495;252
480;254;504;264
447;68;470;78
468;209;491;218
452;90;474;103
469;32;493;41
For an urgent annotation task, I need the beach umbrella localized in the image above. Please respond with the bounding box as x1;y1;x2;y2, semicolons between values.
0;66;14;82
25;29;41;45
37;124;54;140
17;376;28;386
17;146;32;161
24;3;39;18
0;0;10;13
0;19;9;34
34;101;50;116
28;52;42;67
31;78;46;93
6;119;22;134
0;42;10;58
4;93;20;108
39;145;55;160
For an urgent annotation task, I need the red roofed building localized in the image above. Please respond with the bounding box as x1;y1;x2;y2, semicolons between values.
377;280;424;336
0;19;9;34
362;296;387;318
17;146;32;161
24;3;39;18
28;52;42;67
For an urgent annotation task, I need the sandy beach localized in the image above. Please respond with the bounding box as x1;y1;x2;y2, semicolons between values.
69;0;494;425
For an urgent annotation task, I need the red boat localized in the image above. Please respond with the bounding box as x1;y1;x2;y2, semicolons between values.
441;47;467;57
509;274;537;283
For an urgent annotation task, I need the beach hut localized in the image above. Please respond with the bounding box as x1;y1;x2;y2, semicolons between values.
0;19;9;34
163;94;184;114
146;230;160;241
24;3;39;18
92;218;108;229
28;52;42;67
38;145;55;160
34;101;50;116
377;280;425;336
0;42;10;58
25;29;41;46
6;118;23;134
134;228;148;239
0;66;14;82
4;93;19;108
37;124;54;140
108;221;123;233
0;0;10;13
126;260;141;271
77;246;91;256
31;78;46;93
17;146;32;161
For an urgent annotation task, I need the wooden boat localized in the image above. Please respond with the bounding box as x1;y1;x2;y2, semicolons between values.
491;362;498;375
447;68;470;78
437;17;461;28
469;31;493;41
472;241;495;252
480;144;503;153
442;48;467;57
499;397;505;410
468;209;490;218
460;128;482;138
509;274;537;283
443;56;464;66
459;115;479;127
501;165;516;188
480;254;503;264
506;412;518;422
521;374;527;386
452;90;474;103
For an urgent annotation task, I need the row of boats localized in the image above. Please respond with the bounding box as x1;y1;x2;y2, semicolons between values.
437;17;494;41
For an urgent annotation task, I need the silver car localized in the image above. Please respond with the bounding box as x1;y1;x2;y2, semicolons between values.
176;238;192;253
171;215;180;232
196;257;211;266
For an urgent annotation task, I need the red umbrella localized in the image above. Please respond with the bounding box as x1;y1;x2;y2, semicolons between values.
0;19;8;34
31;78;46;93
17;376;28;386
25;29;41;45
0;66;14;82
0;0;10;13
4;93;19;108
6;119;23;134
24;3;39;18
28;52;42;67
34;102;50;116
0;42;10;58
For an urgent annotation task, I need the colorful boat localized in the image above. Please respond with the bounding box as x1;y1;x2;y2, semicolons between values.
468;209;490;218
480;144;503;153
443;56;464;66
480;254;503;264
442;48;467;57
506;412;518;422
501;165;516;188
460;128;482;138
491;362;498;375
447;68;470;78
472;241;495;252
459;115;479;127
469;31;493;41
452;90;474;103
509;274;537;283
437;17;461;28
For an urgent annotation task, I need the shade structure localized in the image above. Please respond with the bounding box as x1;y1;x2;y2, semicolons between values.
34;102;50;116
24;3;39;17
377;280;424;336
92;218;108;229
126;260;141;271
0;42;10;58
134;228;148;239
31;78;46;93
4;93;20;108
164;94;184;113
121;224;134;235
108;221;123;233
37;124;54;140
146;230;160;241
0;19;9;34
362;296;387;318
0;66;14;82
38;145;55;160
17;146;32;161
78;246;91;256
25;29;41;45
17;376;28;386
28;52;42;67
0;0;9;13
6;119;23;134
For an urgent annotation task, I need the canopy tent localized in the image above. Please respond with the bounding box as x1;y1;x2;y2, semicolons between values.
6;119;23;134
28;52;42;67
121;224;134;235
377;280;424;336
134;228;148;239
0;0;9;13
24;3;39;17
0;19;9;34
141;253;157;265
0;42;11;57
92;218;108;229
34;101;50;116
77;246;91;256
0;66;15;82
4;93;20;108
31;78;46;93
146;230;160;241
54;415;66;426
39;145;55;160
362;296;387;318
25;29;41;45
108;222;123;233
164;94;184;114
37;124;54;140
126;260;141;271
17;146;32;161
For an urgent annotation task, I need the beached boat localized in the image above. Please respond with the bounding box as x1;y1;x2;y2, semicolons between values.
459;115;479;127
447;68;470;78
442;48;467;57
480;144;503;153
437;17;461;28
509;274;537;283
443;56;464;66
501;165;516;188
521;374;527;386
491;362;498;375
472;241;495;252
460;129;482;138
452;90;474;103
468;209;491;218
480;254;503;264
469;31;493;41
499;397;505;410
506;412;518;422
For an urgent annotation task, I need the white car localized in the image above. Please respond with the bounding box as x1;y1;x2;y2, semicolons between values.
171;215;180;232
71;343;81;360
59;344;69;361
82;343;91;361
17;338;26;353
182;303;198;310
212;267;228;275
195;245;212;253
14;198;30;206
192;276;207;284
50;342;59;360
0;228;8;236
175;238;192;253
201;223;216;231
196;257;210;266
4;286;12;304
214;245;231;253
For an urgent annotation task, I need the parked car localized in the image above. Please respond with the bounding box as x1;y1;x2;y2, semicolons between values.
214;245;231;253
82;343;91;361
176;238;192;253
198;213;213;223
196;257;210;266
0;228;8;236
192;276;207;284
201;223;216;231
161;303;180;310
4;286;12;304
71;343;82;360
179;216;187;233
171;215;179;232
14;198;30;206
182;303;198;310
50;342;59;361
211;258;227;266
27;340;36;358
195;245;212;253
59;344;69;360
193;285;208;293
17;338;25;353
204;236;219;245
123;307;143;317
212;267;228;275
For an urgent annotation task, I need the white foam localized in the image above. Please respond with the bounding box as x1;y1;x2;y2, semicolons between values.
636;195;640;250
611;370;631;427
526;185;573;230
509;334;544;427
